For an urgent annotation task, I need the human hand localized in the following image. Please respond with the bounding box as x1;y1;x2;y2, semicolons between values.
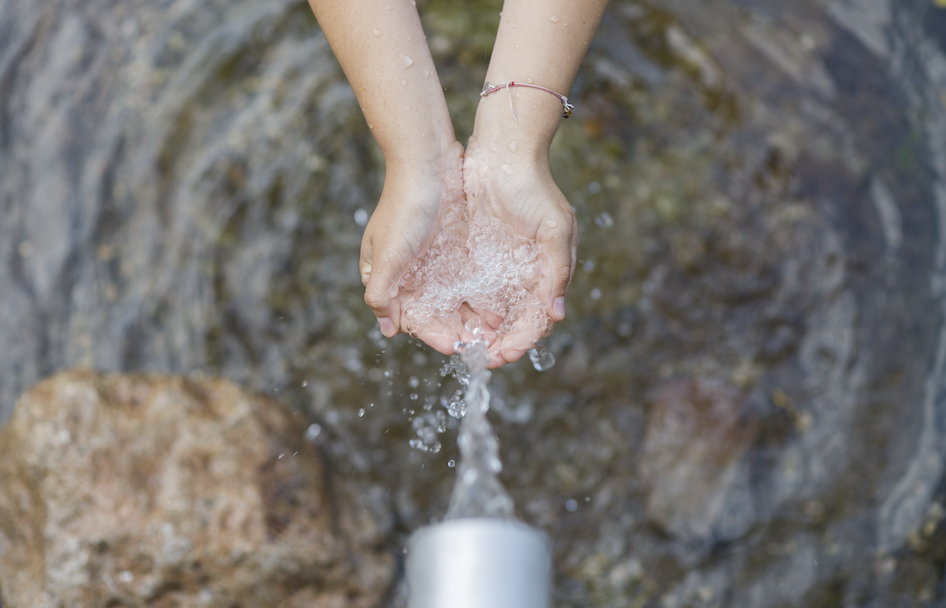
461;135;577;368
360;141;466;344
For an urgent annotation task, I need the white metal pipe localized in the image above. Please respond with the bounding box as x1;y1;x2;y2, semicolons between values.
407;518;551;608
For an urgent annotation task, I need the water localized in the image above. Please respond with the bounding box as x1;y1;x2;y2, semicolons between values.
443;337;516;520
1;0;946;605
398;187;551;343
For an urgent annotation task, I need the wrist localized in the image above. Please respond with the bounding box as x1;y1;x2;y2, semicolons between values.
470;85;563;164
382;136;464;185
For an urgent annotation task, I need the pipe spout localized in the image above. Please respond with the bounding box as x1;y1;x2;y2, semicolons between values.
407;518;551;608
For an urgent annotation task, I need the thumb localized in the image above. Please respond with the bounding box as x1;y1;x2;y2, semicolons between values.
361;241;403;338
536;211;577;324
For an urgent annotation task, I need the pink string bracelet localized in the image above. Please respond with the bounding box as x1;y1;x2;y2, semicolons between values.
480;81;575;123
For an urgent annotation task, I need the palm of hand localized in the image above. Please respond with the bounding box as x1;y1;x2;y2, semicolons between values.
361;140;575;369
461;140;577;367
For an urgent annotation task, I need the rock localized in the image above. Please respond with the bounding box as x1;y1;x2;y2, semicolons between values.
0;371;392;607
639;378;758;542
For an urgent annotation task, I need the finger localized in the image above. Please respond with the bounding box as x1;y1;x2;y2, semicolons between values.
362;240;403;338
535;214;576;323
417;329;462;356
496;324;541;368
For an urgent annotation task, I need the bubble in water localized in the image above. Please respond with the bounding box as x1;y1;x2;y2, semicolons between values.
583;259;595;273
358;408;366;417
590;288;602;300
399;53;413;68
448;459;456;468
550;15;561;23
595;211;614;229
372;28;382;37
354;209;368;226
565;498;578;512
588;181;601;194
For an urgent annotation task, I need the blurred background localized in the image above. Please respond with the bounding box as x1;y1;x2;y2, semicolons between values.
1;0;946;605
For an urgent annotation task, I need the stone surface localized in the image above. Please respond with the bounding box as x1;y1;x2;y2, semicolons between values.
0;371;393;607
639;378;757;542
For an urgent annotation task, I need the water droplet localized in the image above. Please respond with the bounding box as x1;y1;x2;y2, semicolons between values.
590;288;602;301
424;69;431;79
354;209;369;226
514;44;520;48
565;498;578;512
402;79;407;86
399;53;413;68
448;459;456;468
550;15;561;23
385;4;391;9
583;260;595;273
278;453;285;459
301;380;308;387
501;163;514;174
527;77;534;84
595;211;614;229
358;408;366;417
529;338;556;371
372;28;382;37
546;219;558;228
408;376;420;388
507;140;519;153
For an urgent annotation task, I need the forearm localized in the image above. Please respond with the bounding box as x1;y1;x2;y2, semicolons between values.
308;0;456;173
473;0;609;159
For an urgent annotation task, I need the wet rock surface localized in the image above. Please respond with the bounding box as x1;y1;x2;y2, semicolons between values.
0;370;392;607
1;0;946;605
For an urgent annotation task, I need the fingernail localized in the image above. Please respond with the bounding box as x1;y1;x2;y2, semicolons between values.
378;317;396;337
552;297;565;318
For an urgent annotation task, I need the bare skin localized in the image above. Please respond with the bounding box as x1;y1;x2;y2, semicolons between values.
308;0;608;368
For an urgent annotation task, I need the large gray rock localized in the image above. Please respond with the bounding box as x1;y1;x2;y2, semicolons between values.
0;371;393;607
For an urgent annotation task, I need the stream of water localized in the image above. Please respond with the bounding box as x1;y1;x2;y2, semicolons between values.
442;338;516;520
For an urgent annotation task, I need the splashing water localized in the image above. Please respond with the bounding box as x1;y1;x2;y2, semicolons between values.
528;338;556;371
398;190;552;343
442;332;515;520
